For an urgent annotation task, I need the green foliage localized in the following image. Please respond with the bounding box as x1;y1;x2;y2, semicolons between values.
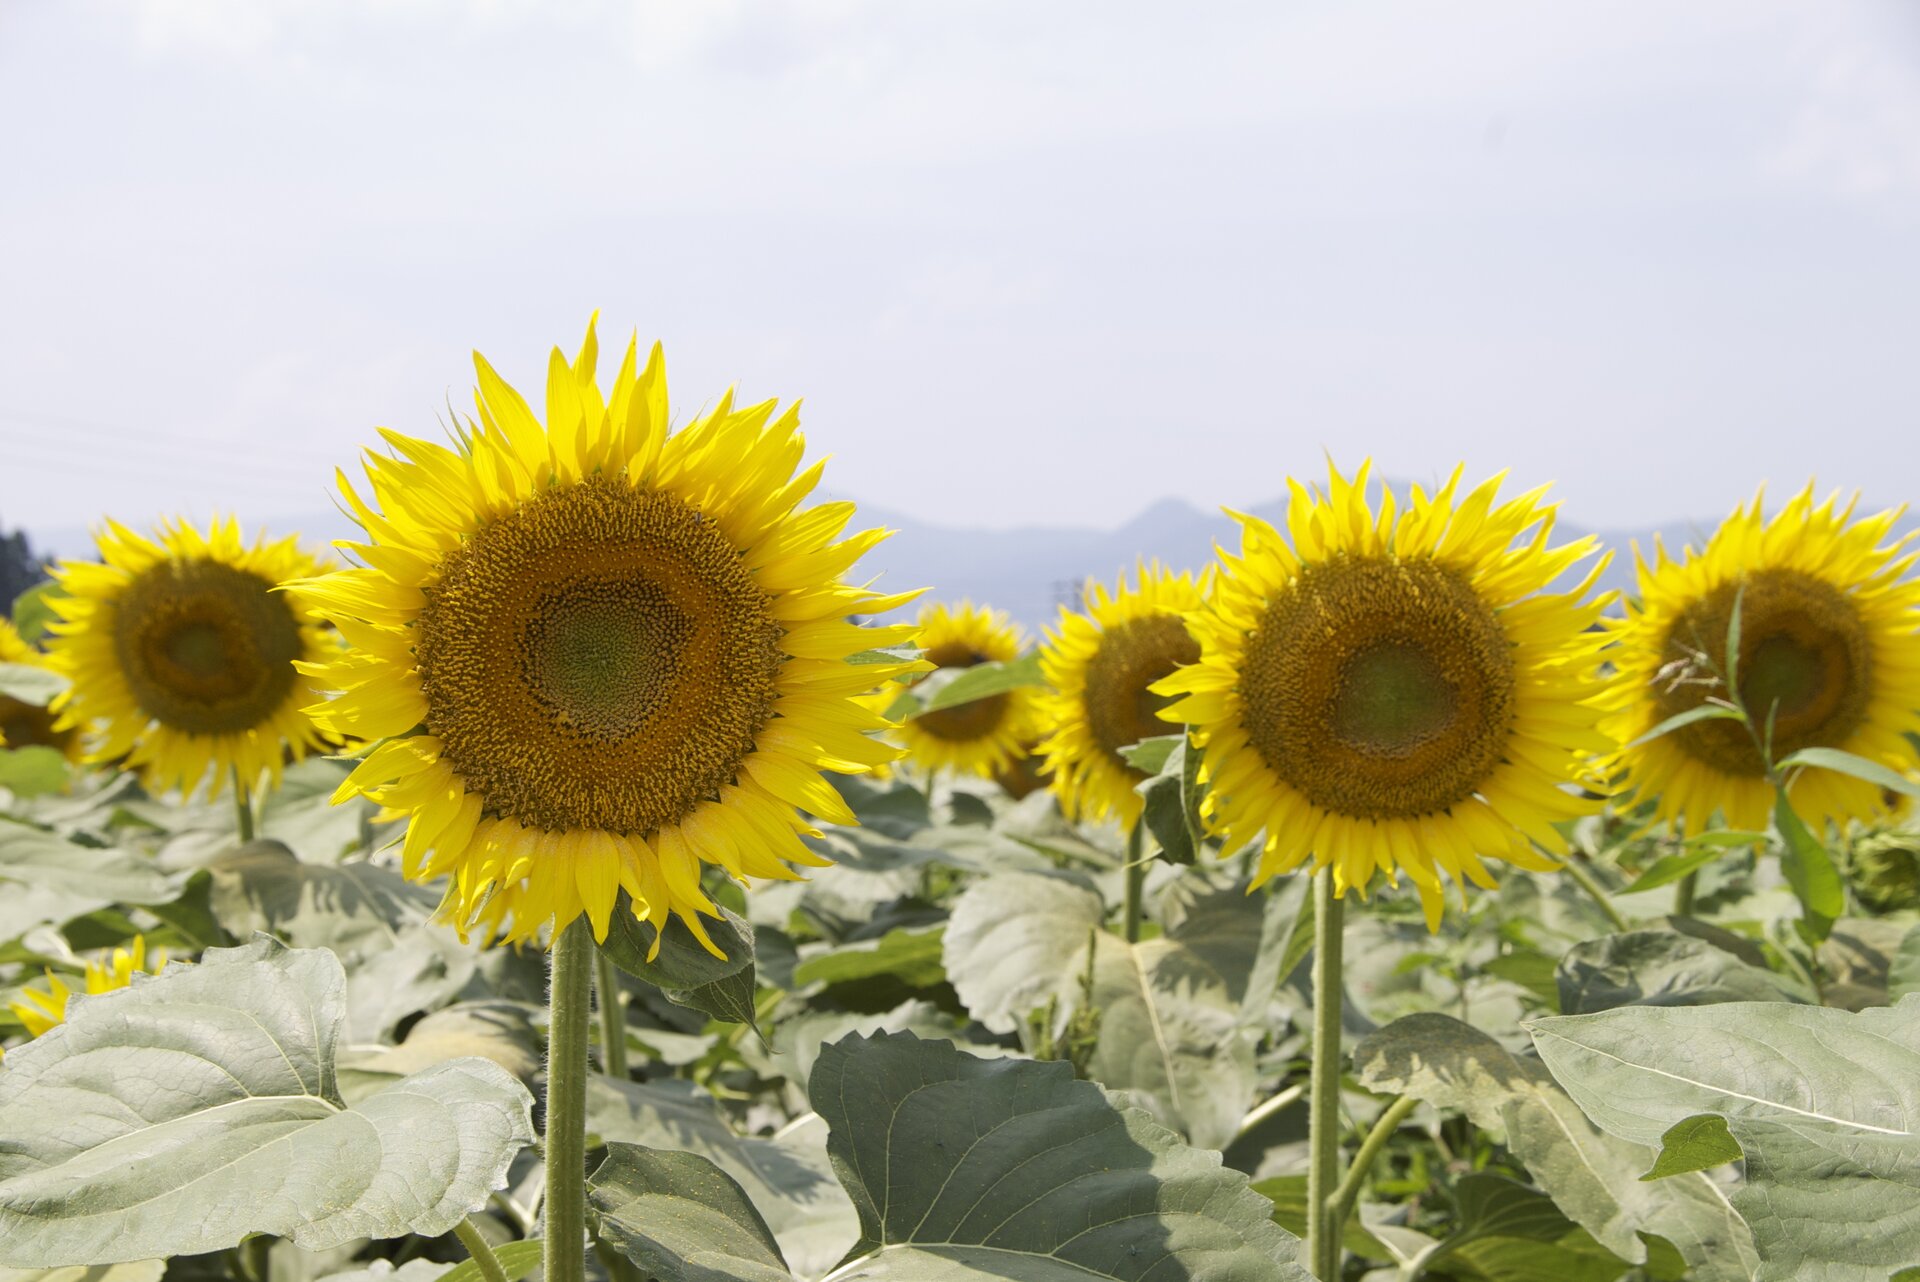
0;937;534;1265
1642;1115;1744;1181
1533;996;1920;1280
0;748;70;798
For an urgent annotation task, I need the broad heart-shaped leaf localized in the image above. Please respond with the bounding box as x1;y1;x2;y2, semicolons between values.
591;1144;795;1282
1555;929;1808;1014
0;820;181;945
1353;1013;1757;1282
1077;929;1259;1151
587;1075;858;1280
810;1030;1309;1280
0;936;535;1265
1531;997;1920;1281
600;896;758;1026
941;870;1104;1035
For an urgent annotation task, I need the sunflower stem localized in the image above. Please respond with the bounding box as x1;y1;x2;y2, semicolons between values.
1326;1094;1418;1259
595;948;630;1079
1674;869;1699;917
231;766;255;843
544;917;594;1282
454;1216;511;1282
1306;867;1346;1282
1122;821;1146;943
1562;853;1630;932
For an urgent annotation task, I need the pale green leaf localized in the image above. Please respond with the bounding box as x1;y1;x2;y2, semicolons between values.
1623;704;1744;751
941;871;1103;1035
0;664;65;707
1353;1013;1757;1281
1532;996;1920;1281
0;936;535;1265
1772;792;1845;936
591;1145;794;1282
1777;746;1920;799
0;748;70;799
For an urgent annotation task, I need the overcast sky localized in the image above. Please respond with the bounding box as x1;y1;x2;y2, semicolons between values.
2;1;1917;545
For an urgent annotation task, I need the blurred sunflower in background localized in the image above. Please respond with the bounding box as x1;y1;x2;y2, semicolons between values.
5;937;169;1046
1601;485;1920;835
1156;462;1614;929
895;601;1042;778
43;519;332;798
0;619;80;762
1037;563;1204;826
300;318;922;949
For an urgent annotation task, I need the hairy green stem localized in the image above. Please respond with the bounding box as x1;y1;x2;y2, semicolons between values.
1674;869;1699;917
1561;854;1629;932
1326;1094;1418;1255
453;1217;511;1282
1305;868;1346;1281
232;766;255;843
1122;820;1147;943
544;917;594;1282
595;949;630;1079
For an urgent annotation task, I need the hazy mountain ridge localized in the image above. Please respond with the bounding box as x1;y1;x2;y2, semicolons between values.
25;485;1906;629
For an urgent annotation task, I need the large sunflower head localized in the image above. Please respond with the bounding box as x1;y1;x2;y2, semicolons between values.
1600;485;1920;835
43;519;333;797
895;601;1044;778
0;619;81;762
298;319;923;949
1037;563;1206;826
1155;462;1614;929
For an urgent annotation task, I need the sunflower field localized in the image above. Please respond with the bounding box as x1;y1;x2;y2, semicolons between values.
1;323;1916;1282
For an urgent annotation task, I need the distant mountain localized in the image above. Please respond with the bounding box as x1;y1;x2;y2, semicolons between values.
33;487;1896;630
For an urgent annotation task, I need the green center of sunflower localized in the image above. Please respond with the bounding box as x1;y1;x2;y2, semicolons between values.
1084;613;1200;771
1657;568;1871;776
112;559;302;735
1239;555;1516;818
416;476;783;835
913;642;1009;742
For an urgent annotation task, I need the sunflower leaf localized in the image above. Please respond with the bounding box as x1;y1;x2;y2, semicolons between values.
1770;791;1844;939
0;664;64;707
905;652;1045;717
1622;703;1745;752
0;747;69;799
810;1030;1311;1280
1776;746;1920;800
8;582;65;646
1354;1013;1758;1281
1531;996;1920;1279
589;1144;794;1282
0;935;535;1266
1641;1114;1744;1181
600;899;760;1028
0;821;181;946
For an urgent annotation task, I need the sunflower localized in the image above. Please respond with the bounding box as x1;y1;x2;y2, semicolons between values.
1154;462;1614;929
895;601;1044;778
298;319;923;949
43;519;333;798
6;937;168;1044
0;619;81;762
1037;564;1205;825
1600;485;1920;835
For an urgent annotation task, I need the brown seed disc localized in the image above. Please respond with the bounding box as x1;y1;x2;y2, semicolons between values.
415;476;783;834
1239;555;1516;819
111;559;302;735
1657;568;1872;776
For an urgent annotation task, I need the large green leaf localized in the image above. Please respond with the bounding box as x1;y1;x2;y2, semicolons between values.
1531;996;1920;1281
600;899;759;1026
0;663;65;706
793;926;947;991
0;936;535;1265
0;748;70;799
592;1144;794;1282
1555;929;1807;1013
1078;930;1259;1151
811;1031;1310;1280
903;653;1045;717
941;871;1103;1035
0;820;180;944
1353;1013;1757;1281
587;1076;858;1280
